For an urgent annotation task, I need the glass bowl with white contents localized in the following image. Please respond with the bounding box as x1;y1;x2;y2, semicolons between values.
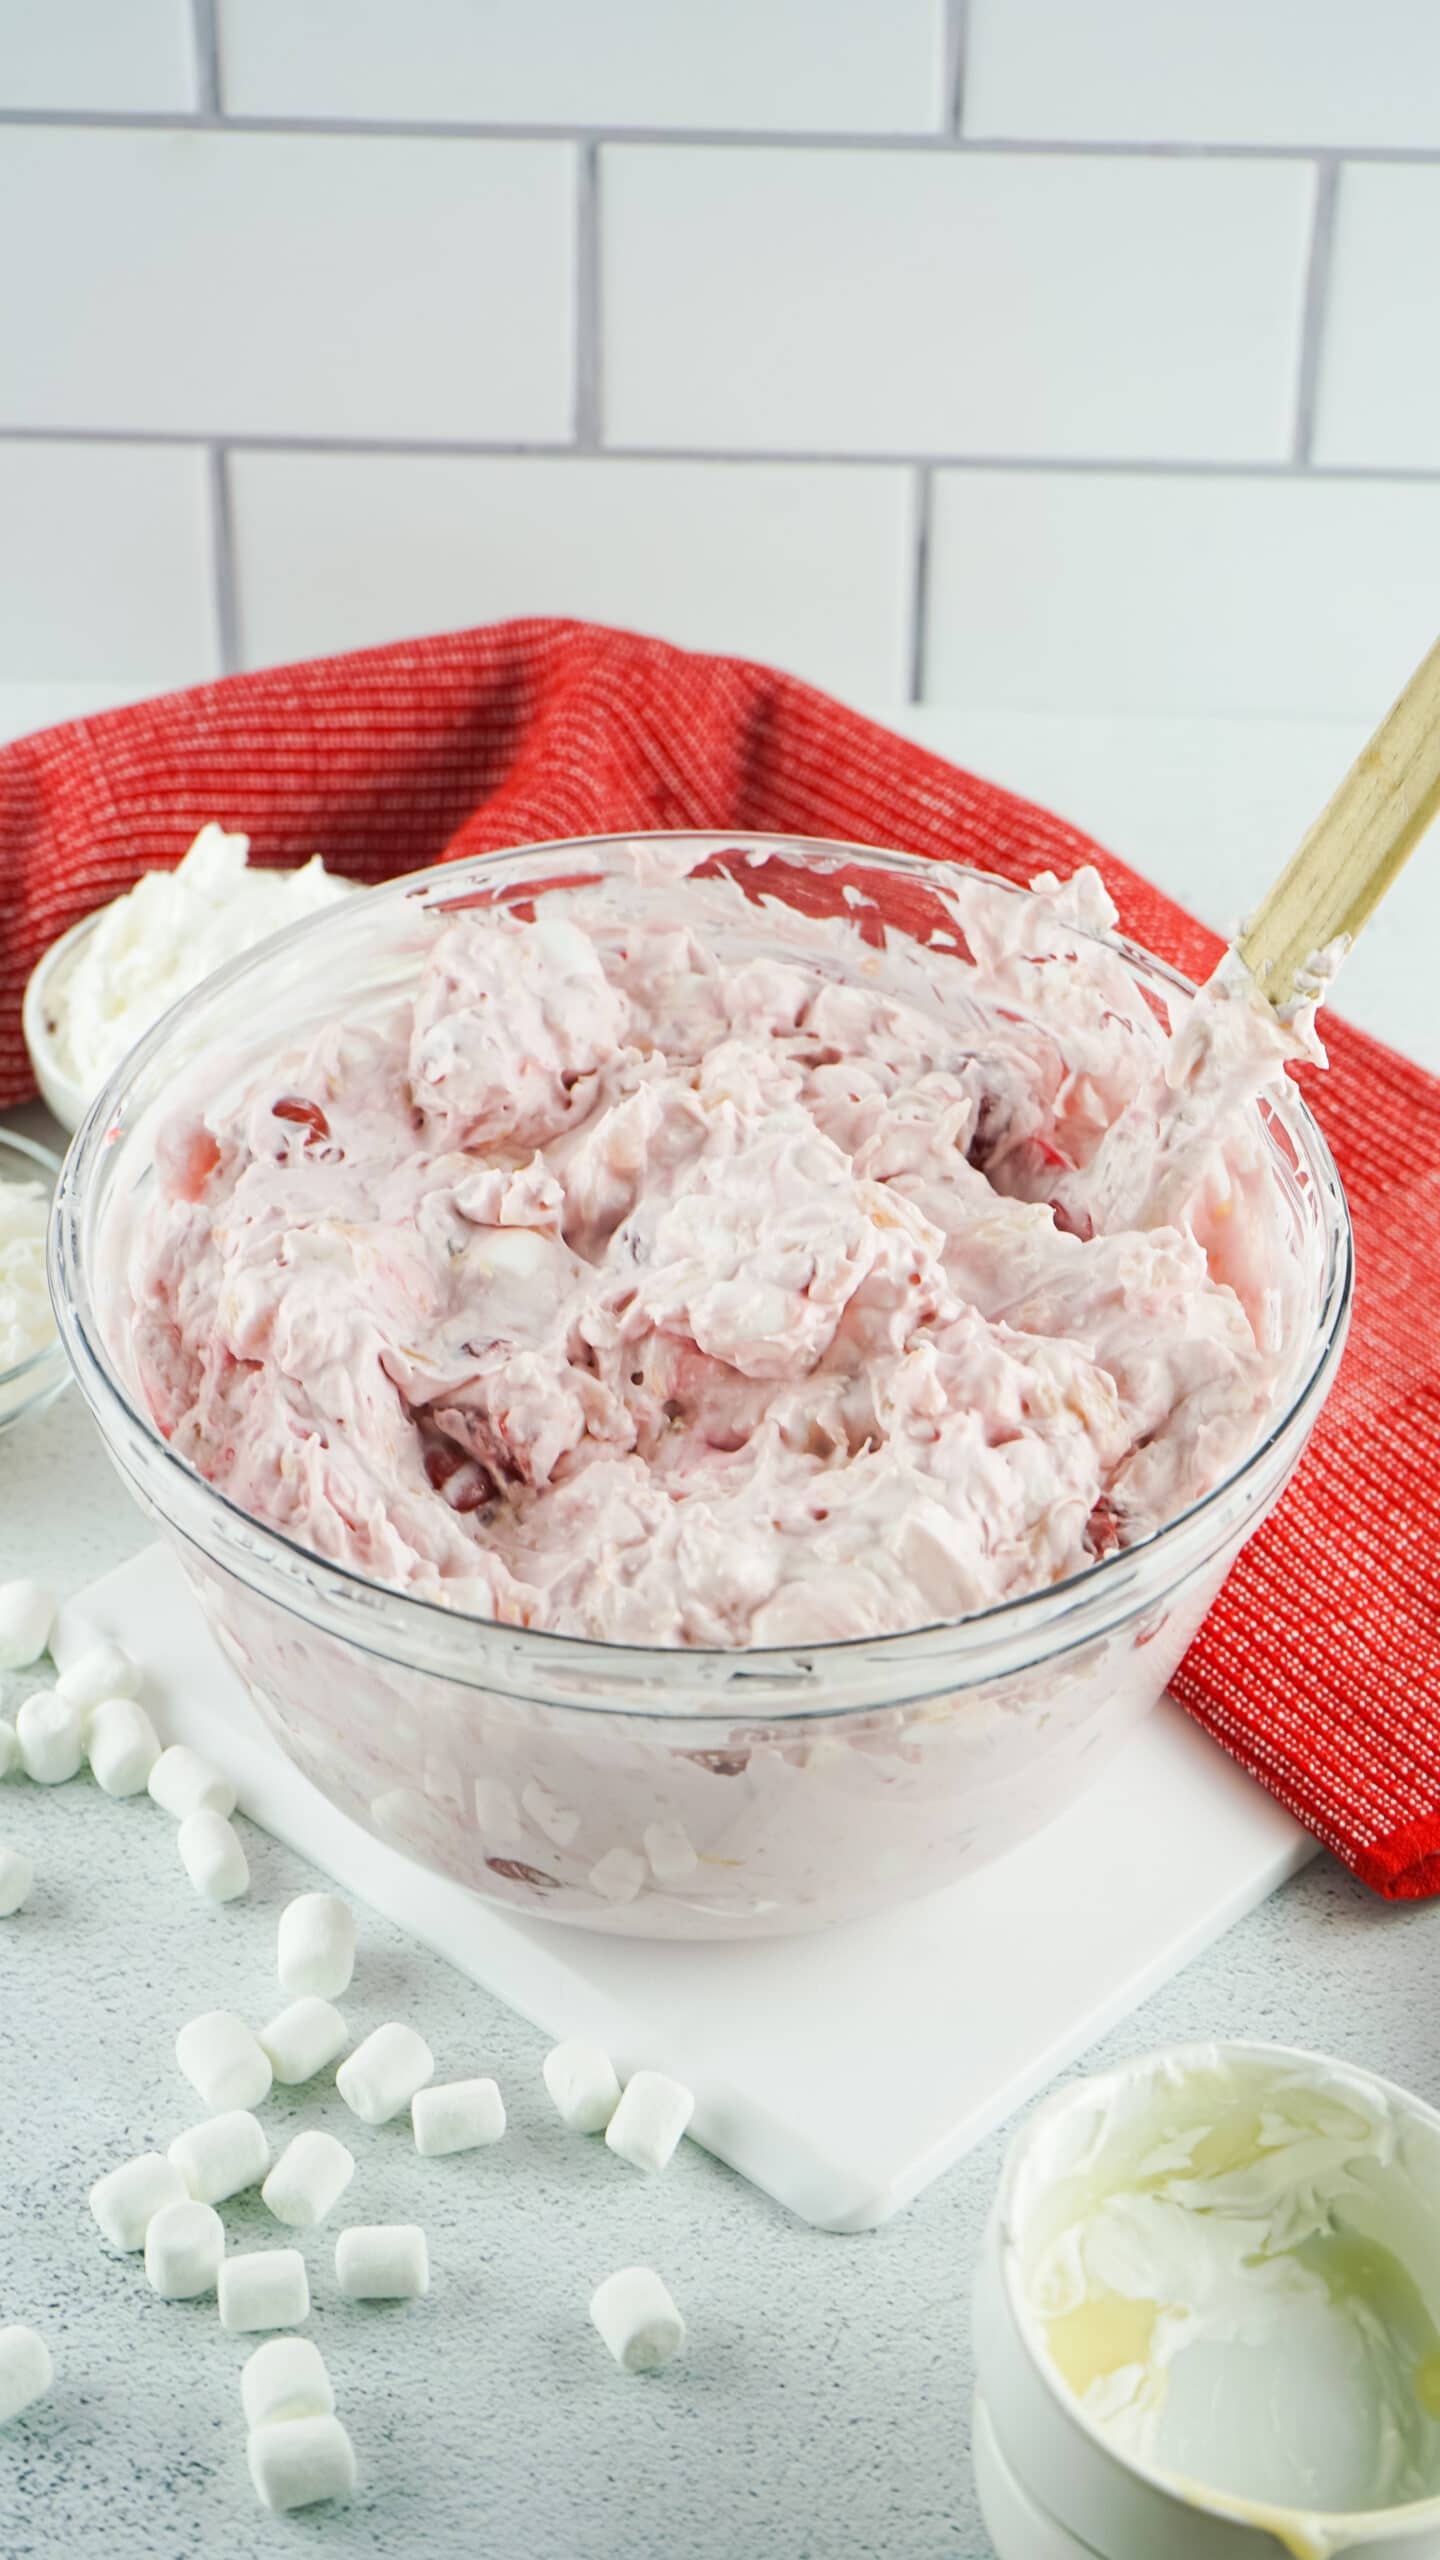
1;1127;68;1435
51;832;1352;1939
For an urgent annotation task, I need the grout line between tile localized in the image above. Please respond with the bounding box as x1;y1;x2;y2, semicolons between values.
189;0;220;116
945;0;971;138
907;466;934;702
574;141;601;448
1292;158;1341;465
0;428;1435;481
206;444;241;673
0;106;1437;164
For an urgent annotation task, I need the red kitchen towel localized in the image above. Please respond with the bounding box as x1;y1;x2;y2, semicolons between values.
2;618;1438;1897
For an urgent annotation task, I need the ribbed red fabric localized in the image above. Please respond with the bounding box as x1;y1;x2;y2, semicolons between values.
3;619;1436;1896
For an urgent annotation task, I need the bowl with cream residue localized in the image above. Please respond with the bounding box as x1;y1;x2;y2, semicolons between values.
976;2042;1440;2559
50;832;1352;1940
0;1127;68;1435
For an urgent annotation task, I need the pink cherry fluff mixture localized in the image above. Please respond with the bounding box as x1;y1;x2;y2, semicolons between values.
127;855;1320;1648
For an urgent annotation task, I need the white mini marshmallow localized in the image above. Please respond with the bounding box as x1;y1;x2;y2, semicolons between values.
178;1808;249;1902
0;1720;17;1778
57;1638;140;1710
218;2247;310;2333
412;2078;506;2156
0;1845;33;1916
604;2071;695;2175
0;1580;54;1671
277;1892;354;1999
176;2010;273;2113
241;2336;334;2429
247;2414;356;2511
16;1691;83;1785
0;2326;52;2426
148;1745;236;1821
522;1777;580;1849
335;2223;429;2301
543;2038;622;2135
90;2151;188;2251
588;1845;646;1905
644;1818;700;1884
590;2267;687;2374
336;2021;434;2125
169;2110;271;2205
86;1696;161;1797
262;2130;355;2229
258;1997;349;2086
144;2198;224;2298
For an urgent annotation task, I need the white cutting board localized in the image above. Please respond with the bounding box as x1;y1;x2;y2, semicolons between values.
55;1545;1314;2232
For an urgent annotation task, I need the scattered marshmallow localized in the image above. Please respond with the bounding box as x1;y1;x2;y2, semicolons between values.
0;1845;33;1916
178;1808;249;1902
589;2267;686;2375
90;2151;188;2251
412;2078;506;2157
258;1997;349;2086
56;1638;140;1711
176;2010;273;2113
247;2413;356;2512
0;1720;16;1779
0;2325;52;2426
169;2110;270;2205
145;2198;225;2299
605;2071;695;2175
241;2337;334;2429
148;1745;235;1821
262;2130;355;2230
335;2223;429;2301
543;2039;622;2135
0;1581;54;1671
15;1692;83;1785
86;1696;161;1797
336;2021;434;2126
277;1891;354;1999
218;2247;310;2333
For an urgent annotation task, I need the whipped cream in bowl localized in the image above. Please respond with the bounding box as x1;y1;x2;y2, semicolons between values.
50;832;1352;1938
978;2043;1440;2559
23;824;353;1130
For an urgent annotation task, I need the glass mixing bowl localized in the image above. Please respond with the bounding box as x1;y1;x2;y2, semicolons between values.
51;833;1352;1939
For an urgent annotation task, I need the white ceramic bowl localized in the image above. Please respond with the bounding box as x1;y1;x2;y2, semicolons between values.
976;2043;1440;2560
22;909;96;1130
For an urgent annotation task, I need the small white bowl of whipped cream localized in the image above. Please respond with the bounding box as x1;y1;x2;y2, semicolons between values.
976;2041;1440;2559
22;822;354;1132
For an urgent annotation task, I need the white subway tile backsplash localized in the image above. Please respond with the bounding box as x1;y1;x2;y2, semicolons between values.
0;130;573;442
228;451;914;697
0;441;217;682
601;148;1314;462
964;0;1440;149
1313;167;1440;471
218;0;946;134
926;469;1440;718
0;0;195;112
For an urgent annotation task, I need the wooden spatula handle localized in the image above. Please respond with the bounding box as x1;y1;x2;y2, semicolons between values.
1238;632;1440;1009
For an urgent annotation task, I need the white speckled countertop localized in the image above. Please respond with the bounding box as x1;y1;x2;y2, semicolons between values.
4;687;1439;2559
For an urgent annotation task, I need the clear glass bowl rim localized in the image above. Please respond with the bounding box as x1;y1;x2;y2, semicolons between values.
1;1124;67;1395
50;827;1354;1720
